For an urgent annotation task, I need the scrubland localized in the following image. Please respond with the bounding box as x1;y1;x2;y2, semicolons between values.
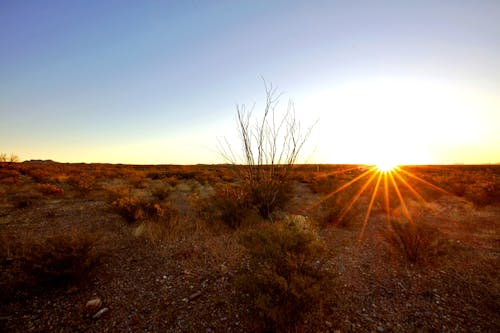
0;162;498;332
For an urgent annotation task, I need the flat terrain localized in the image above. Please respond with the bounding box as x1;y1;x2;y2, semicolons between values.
0;162;499;332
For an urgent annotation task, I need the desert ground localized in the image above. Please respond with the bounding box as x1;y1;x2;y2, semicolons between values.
0;162;498;332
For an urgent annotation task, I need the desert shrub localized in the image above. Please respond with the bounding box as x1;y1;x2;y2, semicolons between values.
0;167;21;184
311;192;361;228
68;176;95;194
196;184;252;228
24;166;52;183
112;196;176;222
465;181;499;207
382;219;446;265
37;183;65;196
10;191;43;208
151;184;172;201
219;82;314;219
237;219;331;331
0;153;19;163
0;231;99;290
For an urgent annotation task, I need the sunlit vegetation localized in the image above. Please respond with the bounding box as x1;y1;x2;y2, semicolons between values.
237;218;332;332
0;160;499;331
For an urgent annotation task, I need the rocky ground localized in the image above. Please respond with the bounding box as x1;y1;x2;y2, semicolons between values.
0;164;499;332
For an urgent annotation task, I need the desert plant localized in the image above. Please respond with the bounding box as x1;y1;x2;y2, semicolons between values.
10;191;43;208
219;81;314;219
112;196;176;222
196;184;252;228
0;153;19;163
37;183;65;196
382;218;446;265
0;231;99;290
237;218;331;331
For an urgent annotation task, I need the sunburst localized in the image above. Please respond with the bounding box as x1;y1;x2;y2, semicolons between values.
307;163;450;242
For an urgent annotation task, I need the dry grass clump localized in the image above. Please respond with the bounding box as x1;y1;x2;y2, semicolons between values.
10;191;43;208
382;219;447;265
68;175;95;194
246;175;293;220
37;183;65;196
310;192;361;228
464;181;499;207
0;230;100;292
0;166;21;184
237;218;332;332
194;184;253;228
112;196;177;223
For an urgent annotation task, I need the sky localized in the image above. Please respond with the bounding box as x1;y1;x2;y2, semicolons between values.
1;0;499;165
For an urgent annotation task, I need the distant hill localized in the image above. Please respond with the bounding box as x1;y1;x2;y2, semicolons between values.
23;159;58;164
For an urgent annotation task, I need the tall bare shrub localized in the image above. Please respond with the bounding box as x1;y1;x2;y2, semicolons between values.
219;81;314;219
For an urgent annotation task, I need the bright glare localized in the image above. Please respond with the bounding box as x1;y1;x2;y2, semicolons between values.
376;161;397;172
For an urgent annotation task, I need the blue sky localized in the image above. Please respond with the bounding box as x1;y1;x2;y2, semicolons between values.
1;0;499;164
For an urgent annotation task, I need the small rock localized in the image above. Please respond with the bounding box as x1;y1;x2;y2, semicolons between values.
220;264;228;274
377;325;385;332
86;298;102;310
189;291;202;301
66;286;79;294
92;307;109;319
325;321;332;328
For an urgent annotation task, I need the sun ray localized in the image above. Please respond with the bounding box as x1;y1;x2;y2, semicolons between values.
383;172;391;226
388;171;413;224
358;171;383;242
397;168;452;196
392;168;428;205
392;168;454;224
308;166;377;210
335;170;379;226
319;165;365;177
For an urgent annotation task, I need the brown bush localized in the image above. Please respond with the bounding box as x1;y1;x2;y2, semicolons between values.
382;219;446;265
247;175;293;220
237;218;332;331
196;184;252;228
0;167;21;184
112;196;176;222
465;182;499;207
10;191;43;208
0;231;99;290
37;183;65;196
68;176;95;194
151;184;172;201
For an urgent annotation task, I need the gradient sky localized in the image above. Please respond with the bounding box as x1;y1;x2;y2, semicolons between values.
1;0;499;164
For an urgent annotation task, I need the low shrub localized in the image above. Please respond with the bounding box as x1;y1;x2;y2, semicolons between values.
0;230;99;290
196;184;252;228
465;182;499;207
382;219;446;265
10;191;43;208
247;176;293;220
151;184;172;201
310;193;360;228
237;219;332;331
37;183;65;196
112;196;176;222
0;167;21;184
68;176;95;194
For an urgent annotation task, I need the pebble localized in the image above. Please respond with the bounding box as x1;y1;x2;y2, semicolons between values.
86;298;102;310
93;307;109;319
189;291;203;301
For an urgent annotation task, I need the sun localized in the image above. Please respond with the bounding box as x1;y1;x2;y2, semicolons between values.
376;161;398;172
